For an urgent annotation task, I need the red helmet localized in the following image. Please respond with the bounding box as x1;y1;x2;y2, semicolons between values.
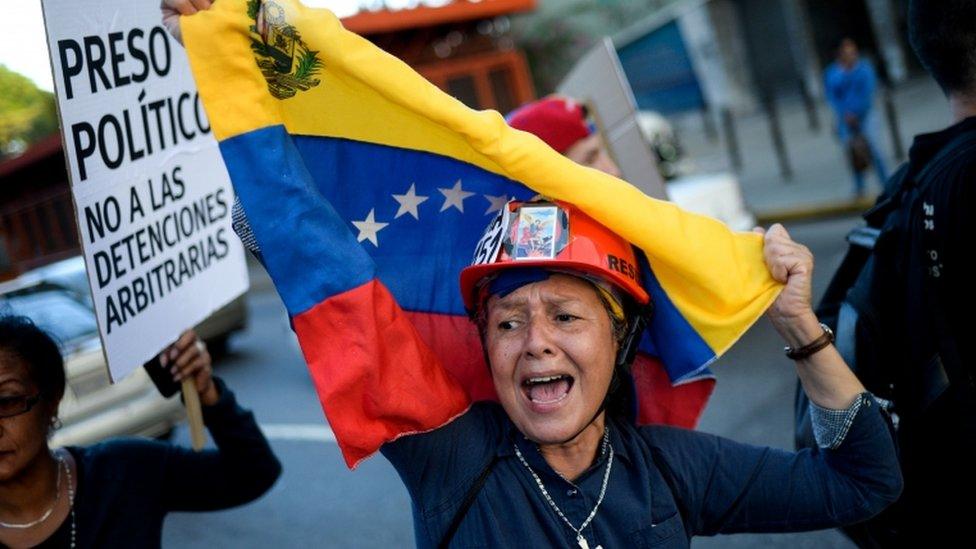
460;199;650;312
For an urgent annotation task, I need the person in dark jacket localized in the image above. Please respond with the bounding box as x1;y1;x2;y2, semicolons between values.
380;198;903;548
0;317;281;548
831;2;976;546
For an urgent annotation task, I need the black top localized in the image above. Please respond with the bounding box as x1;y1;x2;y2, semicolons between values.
383;396;901;548
27;378;281;548
887;115;976;536
903;115;976;348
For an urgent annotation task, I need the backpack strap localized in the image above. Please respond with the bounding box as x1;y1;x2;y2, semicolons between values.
862;163;911;229
815;163;910;326
437;456;498;549
649;446;690;528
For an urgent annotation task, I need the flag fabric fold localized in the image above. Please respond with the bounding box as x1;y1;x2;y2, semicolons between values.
181;0;781;468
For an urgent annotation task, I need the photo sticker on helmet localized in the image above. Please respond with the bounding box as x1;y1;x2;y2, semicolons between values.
471;206;510;265
509;205;563;260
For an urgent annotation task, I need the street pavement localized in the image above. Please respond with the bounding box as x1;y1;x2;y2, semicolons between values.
162;214;866;548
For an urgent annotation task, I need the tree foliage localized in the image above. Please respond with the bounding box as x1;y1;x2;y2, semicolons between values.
0;65;58;159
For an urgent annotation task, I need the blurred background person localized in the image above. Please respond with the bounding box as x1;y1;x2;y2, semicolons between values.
824;38;889;198
507;96;622;178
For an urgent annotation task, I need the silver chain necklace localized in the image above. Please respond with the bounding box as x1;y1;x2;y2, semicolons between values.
0;450;76;548
65;450;77;549
513;428;613;549
0;452;63;529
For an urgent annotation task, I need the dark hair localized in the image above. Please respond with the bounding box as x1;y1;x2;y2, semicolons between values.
835;36;857;52
0;315;66;403
908;0;976;94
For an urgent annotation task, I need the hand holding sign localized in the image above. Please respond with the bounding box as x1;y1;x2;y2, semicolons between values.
159;329;214;449
159;329;218;405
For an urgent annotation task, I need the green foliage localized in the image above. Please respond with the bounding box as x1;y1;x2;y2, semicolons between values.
293;45;323;80
0;65;58;158
250;38;275;59
247;0;261;20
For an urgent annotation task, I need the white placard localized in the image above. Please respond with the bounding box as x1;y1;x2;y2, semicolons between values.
558;37;667;200
41;0;248;381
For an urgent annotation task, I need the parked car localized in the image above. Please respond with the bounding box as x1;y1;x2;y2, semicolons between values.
25;255;247;356
0;278;184;446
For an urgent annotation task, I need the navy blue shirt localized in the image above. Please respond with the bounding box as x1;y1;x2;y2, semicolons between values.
383;395;901;548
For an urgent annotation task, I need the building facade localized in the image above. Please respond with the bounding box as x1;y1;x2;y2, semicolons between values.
614;0;914;116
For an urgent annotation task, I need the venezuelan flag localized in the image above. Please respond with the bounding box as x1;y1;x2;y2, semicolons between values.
180;0;781;467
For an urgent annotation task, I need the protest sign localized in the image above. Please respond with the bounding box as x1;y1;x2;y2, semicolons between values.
41;0;248;381
558;37;667;200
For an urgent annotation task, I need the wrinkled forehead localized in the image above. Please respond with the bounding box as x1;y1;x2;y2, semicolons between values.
486;273;603;312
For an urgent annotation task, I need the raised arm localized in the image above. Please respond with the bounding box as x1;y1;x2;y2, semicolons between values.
758;224;866;410
642;224;902;534
155;330;282;511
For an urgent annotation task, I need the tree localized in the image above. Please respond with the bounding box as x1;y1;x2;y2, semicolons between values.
0;65;58;159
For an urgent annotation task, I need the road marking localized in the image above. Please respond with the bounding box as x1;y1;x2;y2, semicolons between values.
260;423;337;443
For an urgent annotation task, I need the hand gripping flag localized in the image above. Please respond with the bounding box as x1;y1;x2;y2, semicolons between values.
180;0;782;468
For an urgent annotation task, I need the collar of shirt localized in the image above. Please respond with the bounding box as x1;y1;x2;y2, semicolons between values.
908;115;976;170
495;415;636;481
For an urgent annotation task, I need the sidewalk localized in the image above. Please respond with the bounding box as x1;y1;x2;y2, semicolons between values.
672;78;951;223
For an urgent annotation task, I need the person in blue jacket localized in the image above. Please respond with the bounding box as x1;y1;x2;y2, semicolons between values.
824;38;890;197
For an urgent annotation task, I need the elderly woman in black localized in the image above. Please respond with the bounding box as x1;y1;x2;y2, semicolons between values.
0;317;280;548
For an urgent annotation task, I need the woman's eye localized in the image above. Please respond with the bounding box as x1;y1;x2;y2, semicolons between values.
555;313;578;323
497;320;518;330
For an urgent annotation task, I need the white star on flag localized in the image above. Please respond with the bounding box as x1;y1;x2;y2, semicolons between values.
352;208;388;247
392;183;429;219
483;194;509;215
438;180;475;213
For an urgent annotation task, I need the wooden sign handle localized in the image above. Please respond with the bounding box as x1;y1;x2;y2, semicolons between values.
182;378;206;451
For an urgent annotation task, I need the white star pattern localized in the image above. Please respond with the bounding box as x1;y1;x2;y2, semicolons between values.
438;180;475;213
483;194;509;215
392;183;429;219
351;208;388;247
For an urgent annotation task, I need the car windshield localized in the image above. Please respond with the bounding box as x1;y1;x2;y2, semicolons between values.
0;289;98;347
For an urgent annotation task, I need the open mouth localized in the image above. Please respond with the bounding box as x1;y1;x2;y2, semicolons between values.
522;374;575;404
